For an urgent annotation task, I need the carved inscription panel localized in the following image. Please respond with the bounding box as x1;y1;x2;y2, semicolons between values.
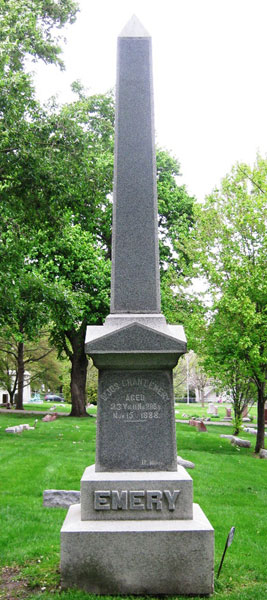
96;370;177;472
100;376;167;423
94;489;180;511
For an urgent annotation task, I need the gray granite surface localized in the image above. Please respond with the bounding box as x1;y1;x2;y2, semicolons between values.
63;16;214;596
95;369;177;471
110;23;160;314
81;465;193;520
61;502;214;595
43;490;80;508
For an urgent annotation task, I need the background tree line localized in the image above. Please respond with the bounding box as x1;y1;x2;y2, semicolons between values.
1;1;266;452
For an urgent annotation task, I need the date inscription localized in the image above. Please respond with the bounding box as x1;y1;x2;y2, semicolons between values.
100;376;170;423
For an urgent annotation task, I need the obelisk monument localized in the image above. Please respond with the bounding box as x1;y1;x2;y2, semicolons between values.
61;16;214;595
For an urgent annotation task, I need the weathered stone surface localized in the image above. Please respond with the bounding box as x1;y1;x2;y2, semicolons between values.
61;502;214;596
81;465;193;520
177;455;195;469
197;420;208;432
220;434;251;447
259;449;267;459
110;18;160;315
244;428;257;434
5;424;34;433
42;413;58;422
96;369;177;471
85;321;186;356
231;437;251;448
43;490;80;508
60;15;214;597
244;427;267;437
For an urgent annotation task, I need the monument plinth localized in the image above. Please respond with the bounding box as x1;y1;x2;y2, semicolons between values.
61;15;214;595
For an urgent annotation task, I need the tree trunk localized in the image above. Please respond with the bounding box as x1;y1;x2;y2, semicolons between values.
255;384;265;453
233;404;242;436
16;341;24;410
69;326;89;417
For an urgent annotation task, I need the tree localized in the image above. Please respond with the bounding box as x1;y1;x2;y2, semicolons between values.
9;91;195;416
42;222;111;416
188;353;210;407
0;0;79;407
20;91;115;416
0;330;63;405
0;0;78;205
188;156;267;450
0;272;54;409
1;54;195;417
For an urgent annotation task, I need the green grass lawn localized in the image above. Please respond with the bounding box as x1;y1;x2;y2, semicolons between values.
174;402;258;423
0;412;266;600
1;402;98;416
23;402;94;414
23;402;73;414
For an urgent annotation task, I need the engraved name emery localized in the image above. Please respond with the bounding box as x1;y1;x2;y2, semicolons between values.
94;489;180;511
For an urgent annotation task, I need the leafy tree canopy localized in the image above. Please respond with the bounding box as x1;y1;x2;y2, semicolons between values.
187;156;267;449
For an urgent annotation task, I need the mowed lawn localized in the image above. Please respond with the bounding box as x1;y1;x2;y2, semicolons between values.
0;412;266;600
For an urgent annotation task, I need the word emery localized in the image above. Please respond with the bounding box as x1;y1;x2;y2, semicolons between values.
94;489;181;511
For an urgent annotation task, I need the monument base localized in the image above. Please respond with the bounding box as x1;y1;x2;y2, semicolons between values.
80;464;193;520
61;503;214;595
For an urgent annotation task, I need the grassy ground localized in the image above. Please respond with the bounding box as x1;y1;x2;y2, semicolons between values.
3;400;258;423
0;412;266;600
174;403;258;423
1;402;97;415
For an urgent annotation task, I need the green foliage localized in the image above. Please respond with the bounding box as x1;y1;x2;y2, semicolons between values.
0;0;196;413
187;156;267;448
0;0;78;72
86;361;98;405
157;149;195;275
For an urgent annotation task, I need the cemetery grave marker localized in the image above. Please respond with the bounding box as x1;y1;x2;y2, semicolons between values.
60;16;214;595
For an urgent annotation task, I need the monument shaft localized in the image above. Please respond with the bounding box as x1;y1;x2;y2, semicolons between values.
111;31;160;314
84;17;186;472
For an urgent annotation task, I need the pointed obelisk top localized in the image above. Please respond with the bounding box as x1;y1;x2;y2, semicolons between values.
119;14;150;38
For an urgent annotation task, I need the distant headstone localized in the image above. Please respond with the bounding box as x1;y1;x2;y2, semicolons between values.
177;455;195;469
226;408;231;417
197;420;208;432
5;424;34;433
44;490;80;508
42;413;58;422
60;16;214;596
231;437;251;448
242;406;248;418
207;404;215;414
220;434;251;448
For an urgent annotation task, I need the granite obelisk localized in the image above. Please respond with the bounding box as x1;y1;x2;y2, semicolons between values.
84;15;186;473
110;16;160;314
60;16;214;595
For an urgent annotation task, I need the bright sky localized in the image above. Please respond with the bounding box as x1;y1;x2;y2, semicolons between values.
32;0;267;201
